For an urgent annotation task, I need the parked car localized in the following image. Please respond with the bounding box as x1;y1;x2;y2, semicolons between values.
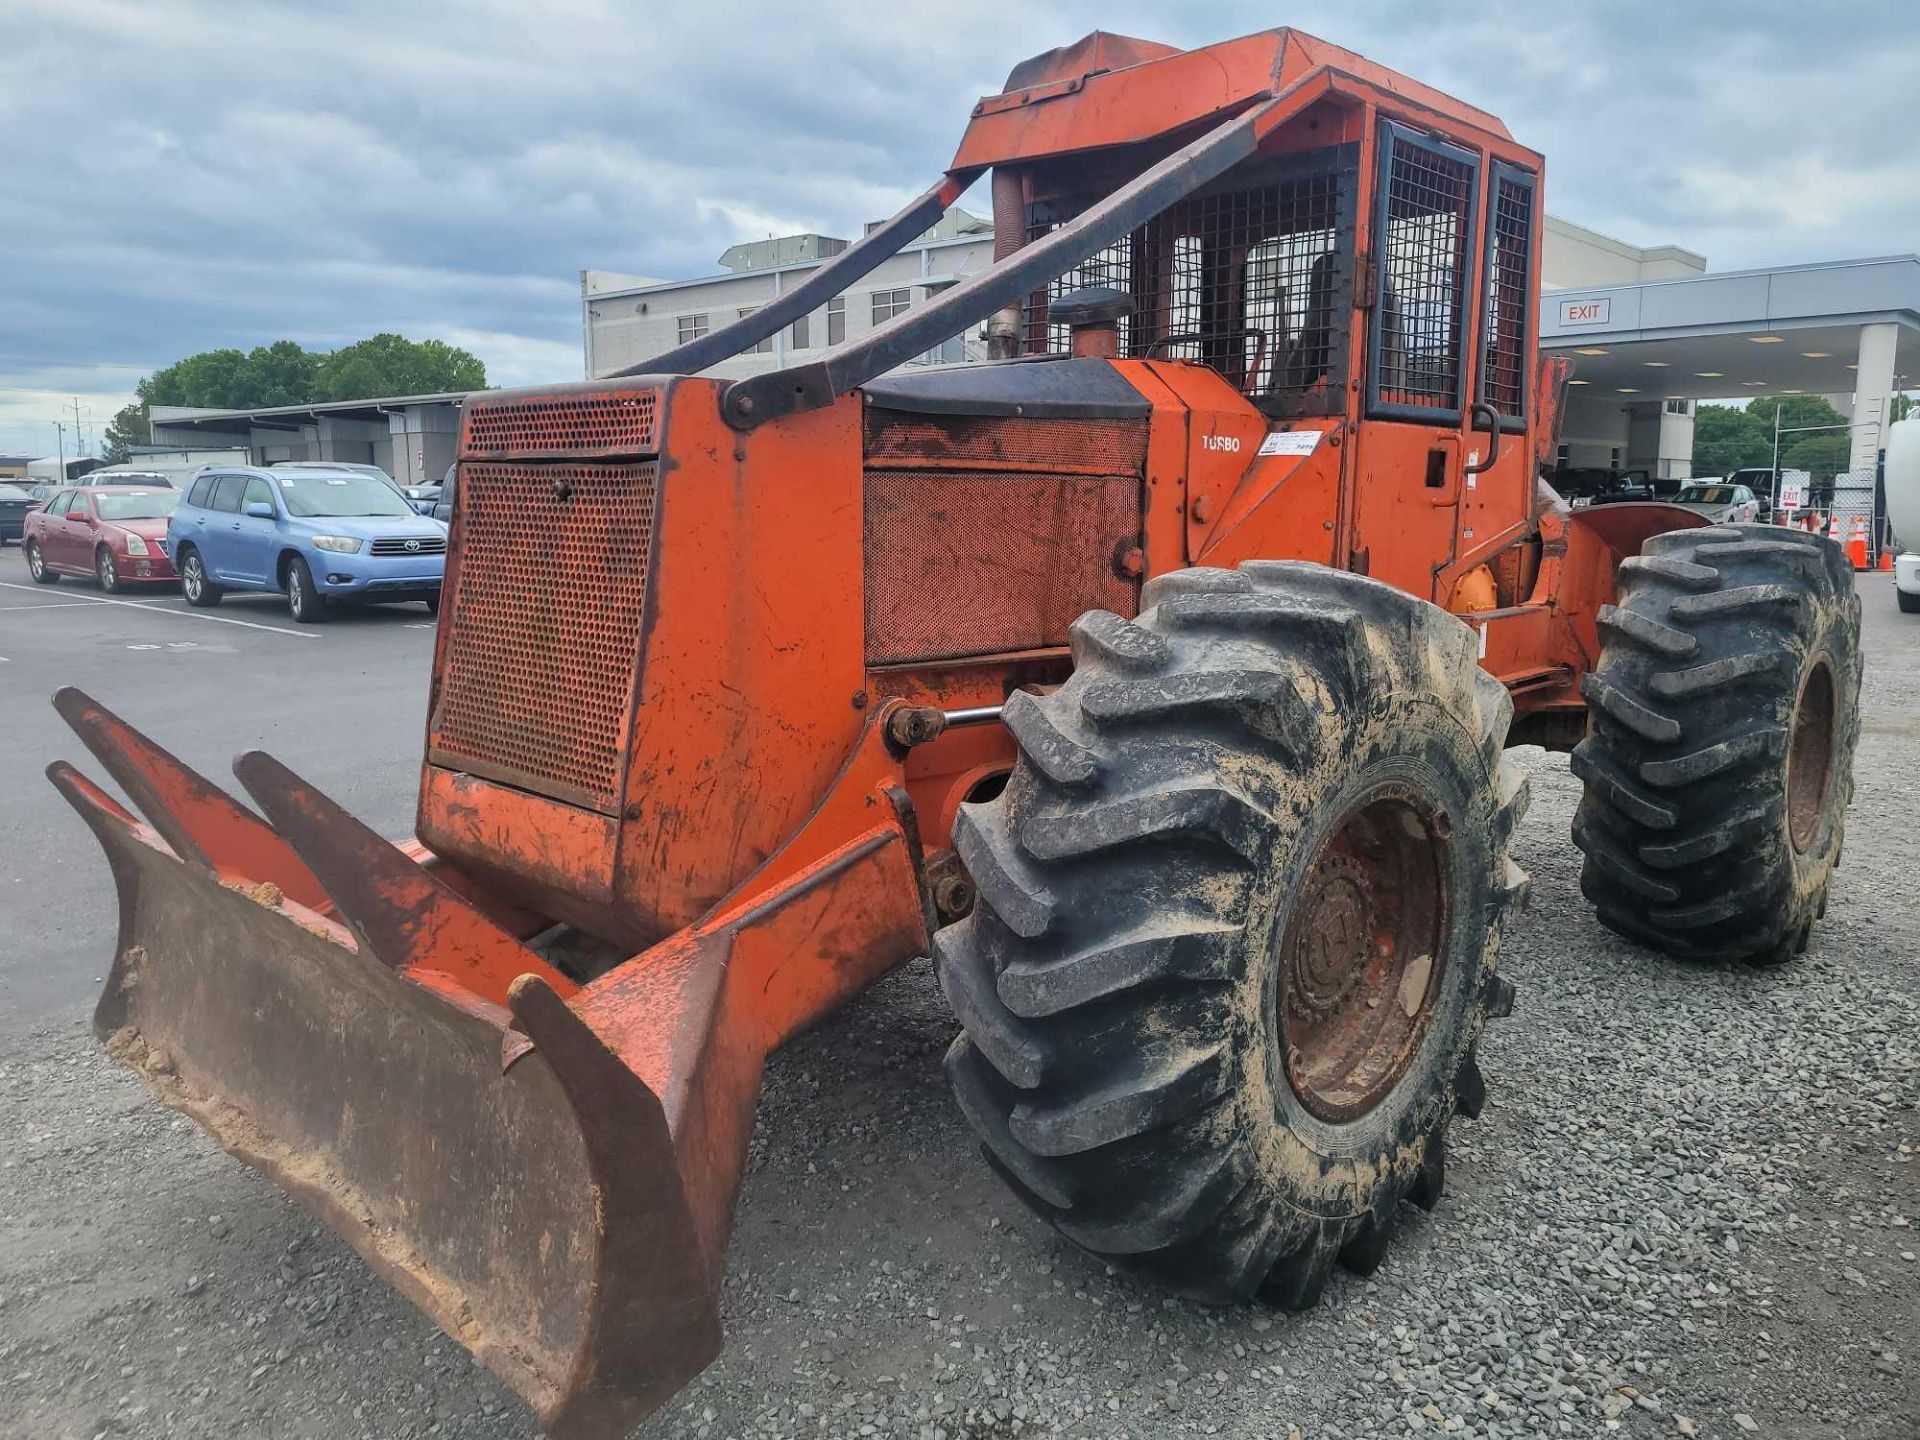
1667;482;1761;525
431;464;456;524
402;468;447;515
24;486;181;591
75;469;176;489
1549;466;1656;507
0;482;36;545
166;465;447;622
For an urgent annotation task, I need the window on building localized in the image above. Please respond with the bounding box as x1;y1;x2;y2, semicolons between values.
1556;443;1570;468
871;288;912;325
912;282;966;366
791;312;810;350
827;297;846;346
678;313;709;344
1610;447;1622;473
737;307;773;355
1664;398;1689;416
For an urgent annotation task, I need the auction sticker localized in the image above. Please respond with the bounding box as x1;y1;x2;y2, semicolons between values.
1258;429;1323;457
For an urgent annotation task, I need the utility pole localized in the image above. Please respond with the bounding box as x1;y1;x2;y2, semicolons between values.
54;420;66;480
71;397;89;457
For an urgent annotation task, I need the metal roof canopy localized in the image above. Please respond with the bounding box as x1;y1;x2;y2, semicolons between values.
1542;255;1920;403
148;391;473;433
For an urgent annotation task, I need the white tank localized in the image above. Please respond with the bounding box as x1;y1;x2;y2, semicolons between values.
1888;418;1920;554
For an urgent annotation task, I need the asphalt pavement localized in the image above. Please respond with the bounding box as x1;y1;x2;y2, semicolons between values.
2;552;1914;1440
0;543;438;1027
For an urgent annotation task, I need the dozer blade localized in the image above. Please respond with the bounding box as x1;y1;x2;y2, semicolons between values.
49;689;929;1439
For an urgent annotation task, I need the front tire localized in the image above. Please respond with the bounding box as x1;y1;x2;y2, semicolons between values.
96;547;121;594
1573;525;1861;964
26;541;58;584
937;563;1528;1305
1899;587;1920;615
285;556;329;624
179;547;222;607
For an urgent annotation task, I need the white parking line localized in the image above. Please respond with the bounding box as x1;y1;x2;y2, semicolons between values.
0;601;131;612
0;581;320;638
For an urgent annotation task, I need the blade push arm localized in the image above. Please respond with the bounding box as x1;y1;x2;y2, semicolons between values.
720;74;1341;432
610;174;979;379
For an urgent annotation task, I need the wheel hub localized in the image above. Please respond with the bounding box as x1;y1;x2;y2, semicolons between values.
1278;783;1451;1124
1286;853;1378;1022
1787;659;1835;854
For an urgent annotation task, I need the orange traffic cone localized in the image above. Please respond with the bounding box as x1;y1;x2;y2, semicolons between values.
1846;515;1869;570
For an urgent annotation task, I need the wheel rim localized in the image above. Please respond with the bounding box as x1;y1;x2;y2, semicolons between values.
1277;781;1451;1124
1787;659;1836;853
290;569;304;611
27;544;42;578
98;553;115;589
183;556;201;599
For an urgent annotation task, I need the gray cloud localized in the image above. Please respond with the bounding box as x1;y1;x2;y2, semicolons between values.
2;0;1914;456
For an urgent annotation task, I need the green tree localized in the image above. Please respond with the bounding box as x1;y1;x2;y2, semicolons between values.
1893;393;1914;424
100;402;151;464
1744;393;1848;442
1692;403;1771;475
1781;433;1852;480
132;335;483;415
312;334;485;400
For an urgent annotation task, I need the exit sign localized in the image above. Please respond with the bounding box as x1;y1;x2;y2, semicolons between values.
1558;297;1612;327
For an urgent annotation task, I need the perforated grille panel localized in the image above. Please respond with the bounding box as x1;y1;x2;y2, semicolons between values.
1023;154;1350;409
1375;138;1475;411
463;391;658;459
1481;171;1534;417
430;461;658;812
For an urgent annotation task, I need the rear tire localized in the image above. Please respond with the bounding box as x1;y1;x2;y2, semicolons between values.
1573;525;1861;964
424;593;441;616
286;556;329;624
1898;587;1920;615
26;540;58;584
96;547;121;594
179;547;222;607
937;563;1528;1305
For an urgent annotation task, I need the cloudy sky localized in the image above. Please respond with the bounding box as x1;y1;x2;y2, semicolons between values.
2;0;1915;459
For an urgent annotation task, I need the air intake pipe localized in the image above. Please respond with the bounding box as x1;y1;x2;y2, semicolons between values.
986;167;1026;360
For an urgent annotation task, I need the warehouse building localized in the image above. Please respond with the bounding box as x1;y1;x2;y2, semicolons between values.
145;392;467;488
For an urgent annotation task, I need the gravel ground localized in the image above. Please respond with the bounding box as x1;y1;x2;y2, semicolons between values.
3;577;1915;1440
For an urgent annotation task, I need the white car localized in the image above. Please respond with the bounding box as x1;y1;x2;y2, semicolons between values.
1888;418;1920;613
1668;482;1761;525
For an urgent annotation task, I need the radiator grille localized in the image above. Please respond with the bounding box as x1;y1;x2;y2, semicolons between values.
865;468;1140;664
430;461;658;812
463;390;658;459
370;534;448;556
866;412;1148;475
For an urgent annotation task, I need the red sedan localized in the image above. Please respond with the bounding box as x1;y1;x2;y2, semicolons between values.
25;485;181;592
